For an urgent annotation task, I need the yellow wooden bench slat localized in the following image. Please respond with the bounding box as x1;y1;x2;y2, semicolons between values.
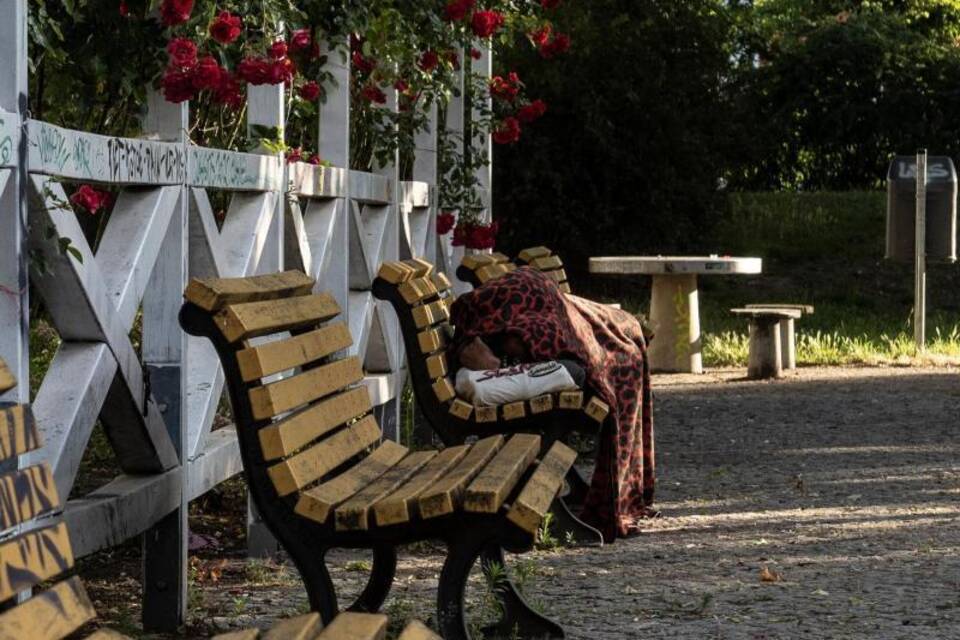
448;399;473;420
258;387;371;461
316;612;388;640
411;299;450;330
544;268;567;283
518;246;552;263
210;631;260;640
184;271;316;312
378;262;417;285
249;356;364;421
295;441;408;524
558;282;572;294
529;394;554;414
84;630;133;639
460;254;496;270
558;391;584;410
261;612;321;640
237;323;353;382
464;433;540;514
584;397;611;423
335;451;437;531
0;463;59;531
475;264;509;284
506;441;578;535
268;415;381;497
425;353;448;380
373;445;470;527
0;576;95;640
0;359;14;395
530;255;563;271
418;435;504;519
474;405;498;423
396;620;442;640
398;277;440;306
403;258;434;279
0;405;41;464
215;293;341;343
431;378;455;404
502;401;526;421
417;327;447;355
0;522;74;603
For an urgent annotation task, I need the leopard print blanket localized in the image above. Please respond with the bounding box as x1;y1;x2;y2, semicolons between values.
449;267;654;540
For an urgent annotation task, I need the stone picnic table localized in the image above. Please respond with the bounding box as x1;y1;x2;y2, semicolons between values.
589;256;762;373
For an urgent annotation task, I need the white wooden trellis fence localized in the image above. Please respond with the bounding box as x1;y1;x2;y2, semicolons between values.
0;0;489;630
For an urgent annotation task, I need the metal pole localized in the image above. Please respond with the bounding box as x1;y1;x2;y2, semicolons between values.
914;149;927;350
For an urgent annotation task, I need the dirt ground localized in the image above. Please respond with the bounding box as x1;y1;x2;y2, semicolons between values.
83;365;960;639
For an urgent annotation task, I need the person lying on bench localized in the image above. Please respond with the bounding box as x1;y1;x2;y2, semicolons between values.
447;266;657;541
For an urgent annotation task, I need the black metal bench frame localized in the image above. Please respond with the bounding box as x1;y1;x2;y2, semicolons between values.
179;300;566;640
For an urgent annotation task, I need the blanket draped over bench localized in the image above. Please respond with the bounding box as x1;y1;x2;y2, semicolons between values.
449;267;655;539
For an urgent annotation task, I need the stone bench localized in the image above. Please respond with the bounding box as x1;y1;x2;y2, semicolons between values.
744;304;815;370
731;308;803;379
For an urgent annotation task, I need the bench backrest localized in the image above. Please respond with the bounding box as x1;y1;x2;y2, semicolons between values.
456;247;572;294
0;360;100;639
180;271;396;529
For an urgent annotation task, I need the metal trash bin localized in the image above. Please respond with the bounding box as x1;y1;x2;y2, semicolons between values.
886;155;957;262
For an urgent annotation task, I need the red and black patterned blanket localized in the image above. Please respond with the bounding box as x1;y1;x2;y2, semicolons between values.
449;267;654;540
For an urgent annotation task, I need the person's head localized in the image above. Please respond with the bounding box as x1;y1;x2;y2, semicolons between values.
457;336;501;370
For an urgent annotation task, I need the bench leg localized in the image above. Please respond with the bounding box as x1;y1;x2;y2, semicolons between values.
347;545;397;614
291;545;338;624
747;319;783;379
481;546;566;640
780;318;796;370
549;497;604;547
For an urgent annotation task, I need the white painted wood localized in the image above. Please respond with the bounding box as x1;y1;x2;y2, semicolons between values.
413;102;438;184
219;192;278;277
349;170;394;205
318;39;350;169
186;428;242;500
188;146;282;191
27;120;185;184
289;164;348;198
188;188;227;278
0;4;28;404
472;44;492;222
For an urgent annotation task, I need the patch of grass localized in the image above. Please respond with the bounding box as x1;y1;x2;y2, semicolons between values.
345;559;372;572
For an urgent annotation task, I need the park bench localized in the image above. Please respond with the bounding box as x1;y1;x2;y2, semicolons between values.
744;304;814;370
372;259;609;546
0;359;132;640
212;611;440;640
730;307;804;379
179;271;576;639
456;247;572;295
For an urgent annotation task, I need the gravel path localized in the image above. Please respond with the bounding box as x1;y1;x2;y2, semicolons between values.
91;366;960;638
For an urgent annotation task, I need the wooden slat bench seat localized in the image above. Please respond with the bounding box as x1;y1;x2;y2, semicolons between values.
744;303;814;370
212;612;441;640
373;258;610;546
0;360;130;640
731;308;803;379
180;272;575;640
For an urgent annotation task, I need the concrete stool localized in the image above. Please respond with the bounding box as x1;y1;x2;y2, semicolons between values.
731;308;802;379
744;304;814;370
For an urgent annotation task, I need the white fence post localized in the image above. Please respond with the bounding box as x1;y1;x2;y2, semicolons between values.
442;58;467;289
0;0;29;405
472;44;493;222
140;90;190;632
245;82;286;557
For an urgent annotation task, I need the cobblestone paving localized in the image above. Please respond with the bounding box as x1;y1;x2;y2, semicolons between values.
95;366;960;638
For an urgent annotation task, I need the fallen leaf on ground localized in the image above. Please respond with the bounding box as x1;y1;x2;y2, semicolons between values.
759;565;782;583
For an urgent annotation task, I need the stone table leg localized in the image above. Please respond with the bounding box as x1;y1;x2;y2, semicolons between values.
648;274;702;373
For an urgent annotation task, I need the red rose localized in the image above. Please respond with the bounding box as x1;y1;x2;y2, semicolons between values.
237;57;270;85
418;50;439;72
540;32;571;59
70;185;110;215
394;79;409;93
470;48;483;60
451;223;468;247
307;155;322;165
290;29;312;53
489;73;521;101
161;67;196;103
160;0;193;26
166;37;197;69
268;40;288;60
530;24;551;48
286;148;303;164
352;51;376;74
492;117;521;145
212;72;243;109
471;10;504;38
209;11;241;44
517;99;547;123
466;223;497;250
436;211;455;235
541;0;561;8
191;56;222;91
119;1;129;17
299;80;321;101
361;85;387;104
268;58;295;85
444;0;474;21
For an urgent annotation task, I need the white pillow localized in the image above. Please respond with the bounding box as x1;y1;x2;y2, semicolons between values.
455;361;579;407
